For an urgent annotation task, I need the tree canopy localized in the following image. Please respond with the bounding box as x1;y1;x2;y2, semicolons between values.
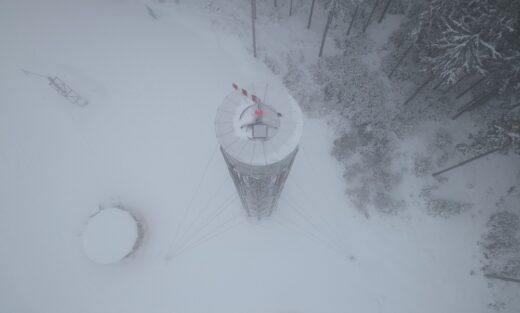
416;0;520;96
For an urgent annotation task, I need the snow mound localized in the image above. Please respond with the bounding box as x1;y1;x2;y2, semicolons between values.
82;207;139;264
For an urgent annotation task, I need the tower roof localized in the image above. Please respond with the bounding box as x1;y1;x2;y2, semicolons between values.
215;88;303;166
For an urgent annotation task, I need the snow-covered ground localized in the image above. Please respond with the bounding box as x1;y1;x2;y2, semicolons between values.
0;0;518;312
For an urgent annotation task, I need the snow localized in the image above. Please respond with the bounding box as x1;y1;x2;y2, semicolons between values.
82;207;139;264
0;0;518;312
366;14;405;49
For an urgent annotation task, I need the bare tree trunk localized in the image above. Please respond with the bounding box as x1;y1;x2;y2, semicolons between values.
465;89;496;113
432;78;444;90
145;5;158;20
456;76;486;99
319;10;334;57
289;0;293;16
252;0;257;58
457;89;491;111
443;74;471;92
377;0;393;23
388;44;413;78
347;5;359;36
403;75;433;105
307;0;316;29
452;88;498;119
419;101;436;113
485;273;520;284
363;0;380;32
432;147;502;177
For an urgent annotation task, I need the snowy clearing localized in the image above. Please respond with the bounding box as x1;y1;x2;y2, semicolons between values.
0;1;518;313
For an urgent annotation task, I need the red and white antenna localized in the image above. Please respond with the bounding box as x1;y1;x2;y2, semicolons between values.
232;83;260;104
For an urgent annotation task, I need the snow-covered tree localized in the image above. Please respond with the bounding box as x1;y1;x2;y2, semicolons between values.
416;0;520;97
458;110;520;156
481;211;520;280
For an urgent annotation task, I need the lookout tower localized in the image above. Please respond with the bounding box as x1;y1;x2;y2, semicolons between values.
215;84;303;219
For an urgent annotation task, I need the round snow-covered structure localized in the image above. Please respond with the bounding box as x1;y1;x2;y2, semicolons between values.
215;88;303;218
82;207;143;264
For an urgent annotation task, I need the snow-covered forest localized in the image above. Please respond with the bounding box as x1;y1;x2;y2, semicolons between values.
0;0;519;312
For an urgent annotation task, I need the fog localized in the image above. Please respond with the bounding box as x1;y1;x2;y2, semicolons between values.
0;1;519;312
